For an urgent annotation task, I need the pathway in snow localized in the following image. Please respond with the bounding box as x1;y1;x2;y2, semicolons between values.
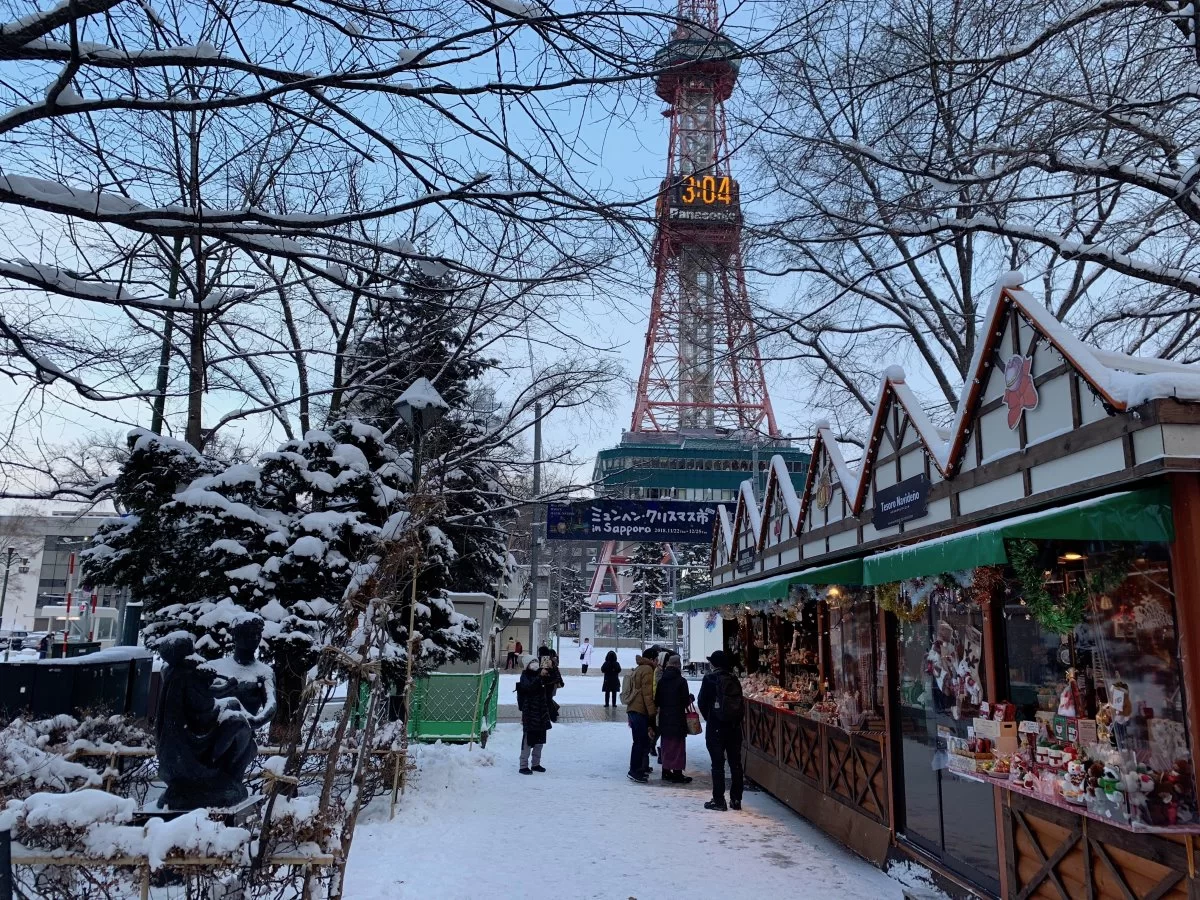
344;678;912;900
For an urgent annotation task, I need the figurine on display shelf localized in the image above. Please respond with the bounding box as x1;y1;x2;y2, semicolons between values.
1061;760;1087;804
1109;679;1133;745
1057;668;1080;718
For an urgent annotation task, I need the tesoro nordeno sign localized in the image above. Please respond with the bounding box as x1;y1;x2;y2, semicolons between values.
872;473;931;529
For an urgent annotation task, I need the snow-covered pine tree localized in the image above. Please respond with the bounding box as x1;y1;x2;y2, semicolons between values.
342;266;511;597
81;429;256;649
677;544;713;599
621;542;671;639
376;517;482;681
254;420;407;734
341;268;486;435
557;565;588;633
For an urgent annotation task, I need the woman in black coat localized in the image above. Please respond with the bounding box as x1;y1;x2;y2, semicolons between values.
654;655;694;783
600;651;621;707
516;658;553;774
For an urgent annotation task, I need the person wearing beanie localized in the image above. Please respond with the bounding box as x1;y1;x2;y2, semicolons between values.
516;657;553;774
697;650;744;810
626;646;660;783
655;654;694;783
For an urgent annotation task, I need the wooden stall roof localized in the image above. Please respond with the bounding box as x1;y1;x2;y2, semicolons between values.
709;272;1200;581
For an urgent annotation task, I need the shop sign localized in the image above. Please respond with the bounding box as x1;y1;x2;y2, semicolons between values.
872;473;931;529
736;546;756;572
545;499;717;542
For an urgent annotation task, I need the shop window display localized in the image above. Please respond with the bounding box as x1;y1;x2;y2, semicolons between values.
829;597;883;720
737;585;876;729
1001;541;1195;829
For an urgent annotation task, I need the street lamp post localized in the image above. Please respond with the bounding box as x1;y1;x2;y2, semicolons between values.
1;547;32;663
393;378;449;744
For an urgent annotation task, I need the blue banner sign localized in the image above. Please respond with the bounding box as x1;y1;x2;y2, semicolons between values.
546;499;718;543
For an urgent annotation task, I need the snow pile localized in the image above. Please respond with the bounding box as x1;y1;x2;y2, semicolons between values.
24;789;134;829
887;860;951;899
5;791;251;869
143;809;251;868
0;714;155;797
360;739;494;827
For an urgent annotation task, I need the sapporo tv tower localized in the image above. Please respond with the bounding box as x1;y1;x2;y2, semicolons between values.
585;0;807;607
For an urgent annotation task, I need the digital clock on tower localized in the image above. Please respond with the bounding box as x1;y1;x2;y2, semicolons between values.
663;174;741;225
679;174;734;205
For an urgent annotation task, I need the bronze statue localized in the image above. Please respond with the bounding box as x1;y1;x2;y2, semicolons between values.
155;629;258;810
207;615;278;728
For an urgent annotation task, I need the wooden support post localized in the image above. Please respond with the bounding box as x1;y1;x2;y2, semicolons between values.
1168;473;1200;785
878;601;897;835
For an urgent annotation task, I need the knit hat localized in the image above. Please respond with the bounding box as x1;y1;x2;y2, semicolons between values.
708;650;731;669
666;655;682;670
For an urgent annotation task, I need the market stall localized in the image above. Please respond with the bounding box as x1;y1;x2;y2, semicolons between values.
683;277;1200;898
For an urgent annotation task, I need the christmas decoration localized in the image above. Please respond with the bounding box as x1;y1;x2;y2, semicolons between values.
1008;540;1129;634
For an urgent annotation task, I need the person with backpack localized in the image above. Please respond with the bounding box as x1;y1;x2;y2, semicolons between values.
697;650;744;810
600;651;621;707
515;658;553;774
623;646;659;783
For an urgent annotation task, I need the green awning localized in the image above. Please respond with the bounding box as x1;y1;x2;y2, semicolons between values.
676;557;864;612
862;486;1173;585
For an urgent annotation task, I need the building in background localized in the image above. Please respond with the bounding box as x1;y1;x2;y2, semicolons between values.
0;511;127;642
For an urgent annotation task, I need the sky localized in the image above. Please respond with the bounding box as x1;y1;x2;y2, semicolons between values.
0;0;820;503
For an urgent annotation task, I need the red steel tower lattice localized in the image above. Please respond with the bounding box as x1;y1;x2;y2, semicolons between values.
631;0;778;436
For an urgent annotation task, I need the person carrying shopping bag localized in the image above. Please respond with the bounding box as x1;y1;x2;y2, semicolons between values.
654;655;694;783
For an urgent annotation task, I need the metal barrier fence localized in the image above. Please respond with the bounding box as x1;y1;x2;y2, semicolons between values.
407;670;499;746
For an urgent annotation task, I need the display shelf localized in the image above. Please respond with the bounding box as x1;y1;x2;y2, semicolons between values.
984;771;1200;836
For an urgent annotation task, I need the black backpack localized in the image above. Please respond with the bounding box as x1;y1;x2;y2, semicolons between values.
712;671;744;726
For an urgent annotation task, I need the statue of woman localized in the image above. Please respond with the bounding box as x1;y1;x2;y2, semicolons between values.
206;615;278;729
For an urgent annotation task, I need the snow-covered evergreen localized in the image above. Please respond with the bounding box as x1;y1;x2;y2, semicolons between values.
82;416;486;729
343;267;512;598
557;566;588;633
620;542;673;639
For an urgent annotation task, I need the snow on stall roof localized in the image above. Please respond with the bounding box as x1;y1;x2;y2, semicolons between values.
768;455;801;527
815;422;858;494
716;270;1200;552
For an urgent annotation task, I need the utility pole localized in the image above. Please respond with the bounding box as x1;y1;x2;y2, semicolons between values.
528;402;543;654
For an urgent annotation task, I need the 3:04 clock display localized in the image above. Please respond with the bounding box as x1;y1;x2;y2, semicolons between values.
680;174;733;205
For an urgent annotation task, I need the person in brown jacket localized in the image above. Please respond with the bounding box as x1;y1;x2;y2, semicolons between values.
626;647;659;783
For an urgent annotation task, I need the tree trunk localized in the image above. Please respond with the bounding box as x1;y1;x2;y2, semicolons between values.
269;644;310;745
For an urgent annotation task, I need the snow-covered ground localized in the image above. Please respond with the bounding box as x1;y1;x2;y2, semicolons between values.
554;637;646;670
498;671;702;706
344;720;916;900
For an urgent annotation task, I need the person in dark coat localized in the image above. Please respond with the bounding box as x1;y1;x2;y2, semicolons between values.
537;645;565;721
516;658;553;773
697;649;744;811
655;655;694;783
600;651;622;707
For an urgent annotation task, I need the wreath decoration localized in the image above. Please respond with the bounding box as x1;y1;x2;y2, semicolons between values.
1008;539;1129;634
876;581;929;623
